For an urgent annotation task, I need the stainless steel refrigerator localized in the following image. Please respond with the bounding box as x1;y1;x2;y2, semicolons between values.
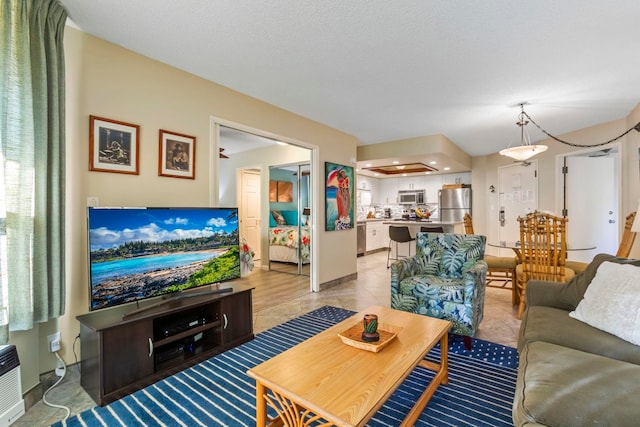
438;187;472;222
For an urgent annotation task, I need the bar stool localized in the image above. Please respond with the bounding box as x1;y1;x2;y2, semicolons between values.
420;226;444;233
387;226;415;268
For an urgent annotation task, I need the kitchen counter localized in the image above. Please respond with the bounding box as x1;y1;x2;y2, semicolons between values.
382;219;458;225
359;218;448;223
382;220;464;235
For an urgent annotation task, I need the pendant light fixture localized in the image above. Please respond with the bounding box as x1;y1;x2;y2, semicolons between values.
499;104;548;161
500;103;640;161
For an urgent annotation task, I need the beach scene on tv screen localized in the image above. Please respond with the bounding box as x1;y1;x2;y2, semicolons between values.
88;208;240;310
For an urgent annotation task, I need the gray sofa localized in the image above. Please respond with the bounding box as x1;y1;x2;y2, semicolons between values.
513;253;640;426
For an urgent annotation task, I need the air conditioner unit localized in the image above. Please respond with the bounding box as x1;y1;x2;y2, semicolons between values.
0;345;24;426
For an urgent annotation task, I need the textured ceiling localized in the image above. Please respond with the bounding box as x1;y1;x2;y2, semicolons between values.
60;0;640;159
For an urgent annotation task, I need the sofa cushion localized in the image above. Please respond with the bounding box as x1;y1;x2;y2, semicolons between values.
558;253;640;308
515;263;576;285
570;261;640;346
519;305;640;365
513;341;640;427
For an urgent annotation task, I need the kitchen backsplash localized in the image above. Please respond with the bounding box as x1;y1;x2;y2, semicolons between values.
357;204;438;221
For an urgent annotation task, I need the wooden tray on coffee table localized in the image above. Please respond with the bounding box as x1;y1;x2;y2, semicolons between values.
338;322;402;352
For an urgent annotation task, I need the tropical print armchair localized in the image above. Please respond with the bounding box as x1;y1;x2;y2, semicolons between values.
391;233;488;339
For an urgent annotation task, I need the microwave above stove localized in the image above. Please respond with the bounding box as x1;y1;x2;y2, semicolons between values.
398;190;425;205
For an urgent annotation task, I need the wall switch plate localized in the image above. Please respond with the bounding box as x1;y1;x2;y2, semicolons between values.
87;197;99;207
48;332;61;352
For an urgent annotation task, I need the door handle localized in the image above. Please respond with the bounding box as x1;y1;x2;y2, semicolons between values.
148;338;153;357
223;313;228;329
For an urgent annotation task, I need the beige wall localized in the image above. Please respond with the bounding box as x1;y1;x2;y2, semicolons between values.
11;27;358;393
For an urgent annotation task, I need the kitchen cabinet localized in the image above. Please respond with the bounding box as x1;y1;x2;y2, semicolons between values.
357;175;380;206
363;173;470;206
442;172;471;186
365;221;389;252
357;189;372;207
425;175;443;204
397;176;426;191
357;175;378;192
379;178;399;204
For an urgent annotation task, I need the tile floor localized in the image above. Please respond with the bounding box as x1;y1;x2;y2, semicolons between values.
17;251;521;426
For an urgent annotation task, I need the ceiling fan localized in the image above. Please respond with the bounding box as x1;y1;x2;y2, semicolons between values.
219;147;229;159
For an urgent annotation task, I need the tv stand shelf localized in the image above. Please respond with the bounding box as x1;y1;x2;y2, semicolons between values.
153;320;221;348
77;285;254;406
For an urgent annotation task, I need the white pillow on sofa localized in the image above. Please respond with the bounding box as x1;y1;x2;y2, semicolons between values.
569;261;640;346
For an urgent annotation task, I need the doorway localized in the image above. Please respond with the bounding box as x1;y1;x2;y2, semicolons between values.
240;170;262;262
496;161;539;257
557;146;620;262
214;120;316;290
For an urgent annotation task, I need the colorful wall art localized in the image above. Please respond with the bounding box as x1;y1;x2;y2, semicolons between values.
325;162;354;231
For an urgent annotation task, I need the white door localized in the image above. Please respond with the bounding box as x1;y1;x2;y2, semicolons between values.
497;162;538;256
564;155;618;262
241;170;261;261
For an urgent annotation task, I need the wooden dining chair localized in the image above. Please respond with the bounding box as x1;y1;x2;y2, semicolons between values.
516;211;575;318
565;211;638;274
463;213;474;234
617;211;638;257
463;213;519;306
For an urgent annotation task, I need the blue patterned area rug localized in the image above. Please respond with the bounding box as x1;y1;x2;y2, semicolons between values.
54;306;518;427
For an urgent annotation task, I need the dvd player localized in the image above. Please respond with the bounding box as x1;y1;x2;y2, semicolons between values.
159;309;207;338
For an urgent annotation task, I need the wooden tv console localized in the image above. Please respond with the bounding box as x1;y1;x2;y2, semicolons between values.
76;285;254;406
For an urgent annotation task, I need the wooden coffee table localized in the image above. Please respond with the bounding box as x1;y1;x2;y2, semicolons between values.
246;305;451;426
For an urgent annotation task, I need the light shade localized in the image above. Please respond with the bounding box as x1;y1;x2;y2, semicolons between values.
500;103;548;161
499;144;548;161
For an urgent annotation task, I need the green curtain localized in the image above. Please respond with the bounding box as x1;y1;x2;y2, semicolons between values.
0;0;67;343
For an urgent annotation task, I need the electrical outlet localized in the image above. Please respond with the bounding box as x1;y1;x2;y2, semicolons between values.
48;332;61;353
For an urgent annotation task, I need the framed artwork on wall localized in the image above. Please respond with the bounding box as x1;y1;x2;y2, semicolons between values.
269;180;278;202
158;129;196;179
89;115;140;174
269;180;294;203
277;181;293;202
325;162;354;231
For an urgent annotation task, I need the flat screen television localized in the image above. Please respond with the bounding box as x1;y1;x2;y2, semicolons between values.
87;207;240;312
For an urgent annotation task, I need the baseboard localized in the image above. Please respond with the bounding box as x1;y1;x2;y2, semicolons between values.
365;248;388;256
23;363;80;411
319;272;357;290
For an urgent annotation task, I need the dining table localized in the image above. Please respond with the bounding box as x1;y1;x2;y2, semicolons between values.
488;241;596;261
